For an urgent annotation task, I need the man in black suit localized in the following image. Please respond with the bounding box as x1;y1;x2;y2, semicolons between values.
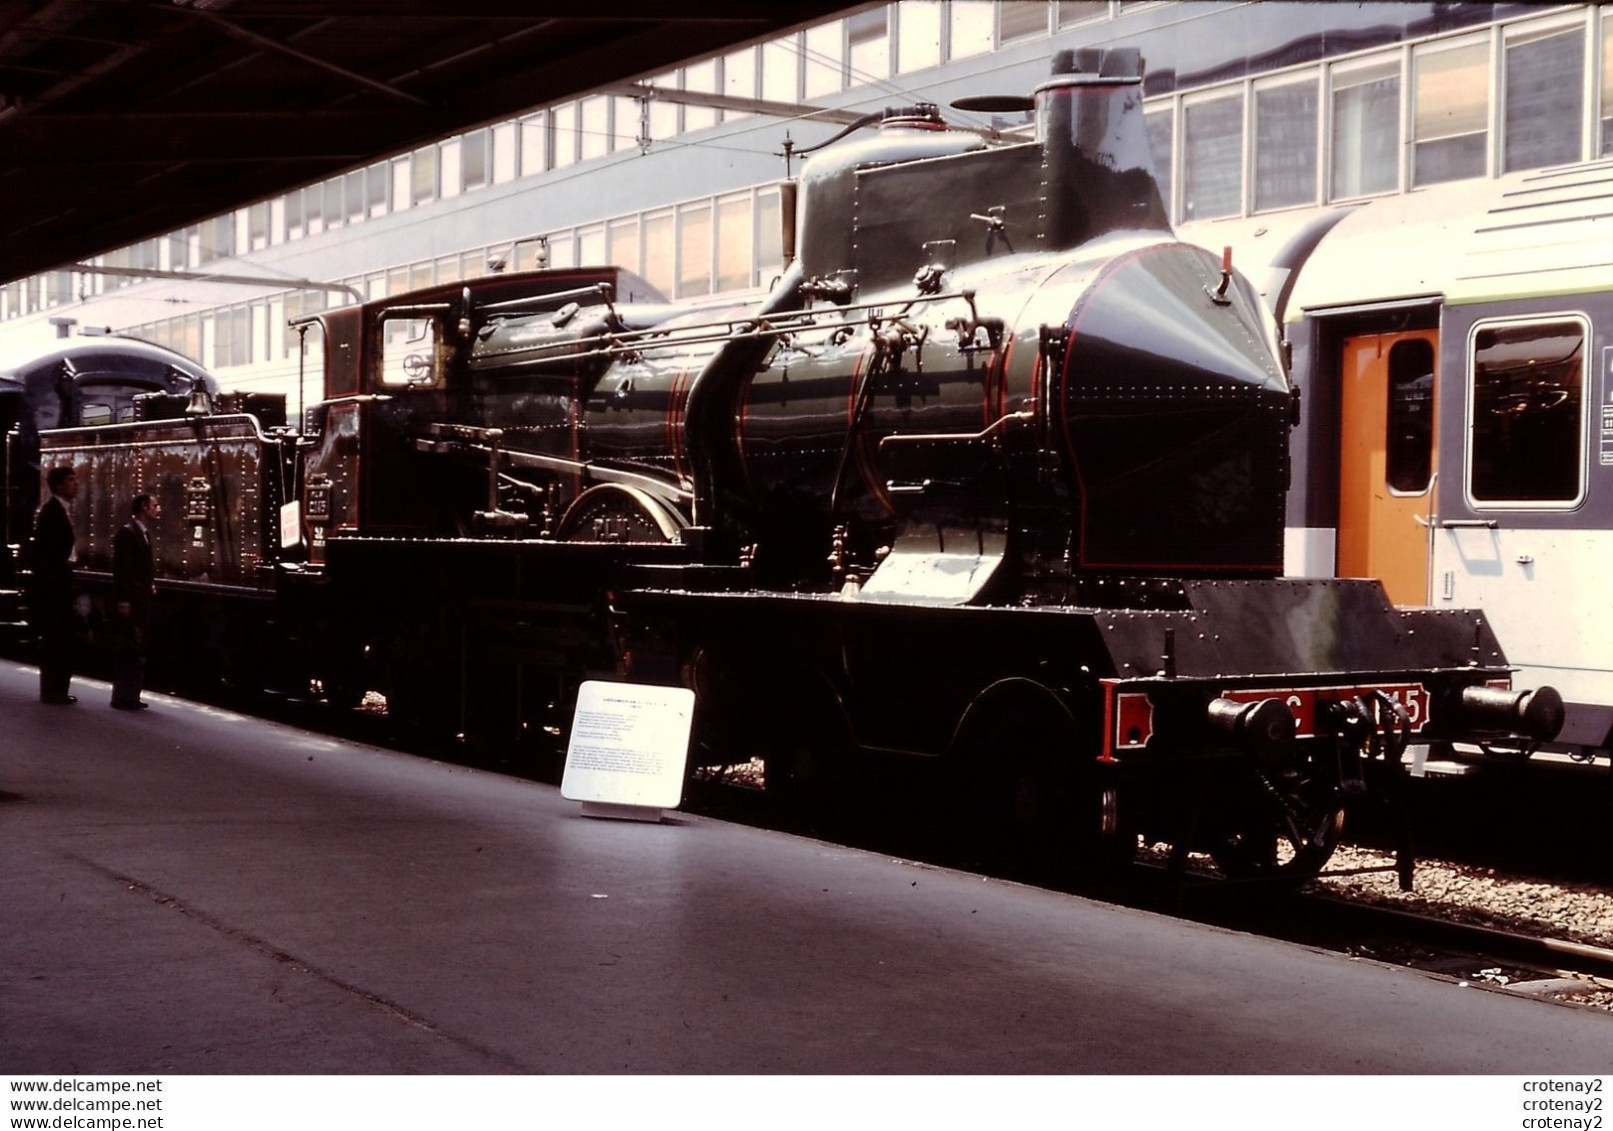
111;491;159;710
29;465;80;704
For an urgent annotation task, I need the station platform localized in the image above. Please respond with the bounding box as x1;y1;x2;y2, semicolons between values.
2;659;1610;1075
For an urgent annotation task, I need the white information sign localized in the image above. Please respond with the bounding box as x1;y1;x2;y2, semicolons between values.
561;680;695;821
279;500;302;549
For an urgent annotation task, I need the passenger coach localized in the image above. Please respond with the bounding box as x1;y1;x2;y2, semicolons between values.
1207;160;1613;762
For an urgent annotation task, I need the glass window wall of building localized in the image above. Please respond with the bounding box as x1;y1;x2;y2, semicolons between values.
1502;18;1585;173
1411;36;1490;187
10;4;1612;337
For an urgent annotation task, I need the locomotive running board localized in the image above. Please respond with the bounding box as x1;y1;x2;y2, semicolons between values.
857;524;1006;606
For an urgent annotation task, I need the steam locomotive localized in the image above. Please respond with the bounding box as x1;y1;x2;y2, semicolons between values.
3;49;1565;886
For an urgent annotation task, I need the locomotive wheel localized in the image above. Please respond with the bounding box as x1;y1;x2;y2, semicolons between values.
950;712;1135;887
755;689;860;837
762;725;856;835
1203;764;1345;882
555;484;687;543
381;627;461;745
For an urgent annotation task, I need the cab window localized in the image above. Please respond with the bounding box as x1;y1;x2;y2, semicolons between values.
379;315;444;388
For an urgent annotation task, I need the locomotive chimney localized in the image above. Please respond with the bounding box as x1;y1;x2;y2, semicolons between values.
1036;47;1169;249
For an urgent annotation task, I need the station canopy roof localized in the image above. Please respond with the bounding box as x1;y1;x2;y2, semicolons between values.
0;0;853;285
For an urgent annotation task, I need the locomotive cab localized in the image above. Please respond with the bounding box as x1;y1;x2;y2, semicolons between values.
297;267;672;551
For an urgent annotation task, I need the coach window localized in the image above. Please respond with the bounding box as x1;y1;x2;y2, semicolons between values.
1386;339;1434;494
1182;89;1244;221
1503;19;1585;173
1253;73;1318;212
1468;318;1587;507
1600;15;1613;155
1412;36;1489;187
379;316;444;389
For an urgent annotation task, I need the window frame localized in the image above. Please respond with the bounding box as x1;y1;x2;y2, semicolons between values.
376;312;448;390
1384;336;1436;497
1463;312;1592;512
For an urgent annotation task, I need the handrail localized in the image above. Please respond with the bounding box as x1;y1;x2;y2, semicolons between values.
478;289;987;367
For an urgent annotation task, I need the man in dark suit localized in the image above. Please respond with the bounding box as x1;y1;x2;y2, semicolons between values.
111;491;160;711
29;464;80;704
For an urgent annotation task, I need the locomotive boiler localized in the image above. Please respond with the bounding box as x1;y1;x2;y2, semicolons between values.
20;48;1566;887
357;47;1290;604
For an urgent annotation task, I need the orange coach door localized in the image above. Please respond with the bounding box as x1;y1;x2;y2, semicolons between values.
1336;329;1439;606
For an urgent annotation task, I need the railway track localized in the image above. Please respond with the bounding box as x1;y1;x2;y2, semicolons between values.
1173;884;1613;1013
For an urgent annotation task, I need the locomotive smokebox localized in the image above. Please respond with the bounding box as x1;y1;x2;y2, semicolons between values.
1055;240;1293;572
